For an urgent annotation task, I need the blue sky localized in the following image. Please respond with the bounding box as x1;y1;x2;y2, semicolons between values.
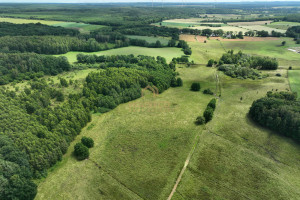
2;0;299;3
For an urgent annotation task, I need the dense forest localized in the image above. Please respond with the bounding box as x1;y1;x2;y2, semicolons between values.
0;53;70;84
249;91;300;143
0;22;79;37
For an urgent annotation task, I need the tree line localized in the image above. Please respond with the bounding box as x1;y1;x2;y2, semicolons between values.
0;36;113;54
249;91;300;143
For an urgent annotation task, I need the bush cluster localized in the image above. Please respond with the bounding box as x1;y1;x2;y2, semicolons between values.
74;137;94;160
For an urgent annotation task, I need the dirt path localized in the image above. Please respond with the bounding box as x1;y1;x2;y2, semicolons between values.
167;131;201;200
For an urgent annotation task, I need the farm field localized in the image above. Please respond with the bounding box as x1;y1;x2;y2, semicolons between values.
156;19;288;34
125;35;170;45
288;70;300;99
0;17;105;33
56;46;184;63
239;25;286;33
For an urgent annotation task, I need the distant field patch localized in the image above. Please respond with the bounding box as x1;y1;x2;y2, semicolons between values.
289;70;300;98
126;35;170;45
191;25;247;33
0;17;61;25
0;17;105;33
239;25;286;33
267;21;300;30
228;20;273;26
57;46;184;63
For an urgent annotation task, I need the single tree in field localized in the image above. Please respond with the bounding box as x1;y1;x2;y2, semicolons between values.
191;82;201;91
282;41;286;46
207;59;214;67
74;142;89;160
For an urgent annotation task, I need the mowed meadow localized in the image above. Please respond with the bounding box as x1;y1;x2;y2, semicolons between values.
36;37;300;199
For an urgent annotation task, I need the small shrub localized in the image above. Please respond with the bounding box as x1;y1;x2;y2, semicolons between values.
195;116;205;125
275;73;282;77
207;59;214;67
81;136;94;148
191;82;201;91
176;78;183;86
74;142;89;160
203;88;213;95
289;66;292;70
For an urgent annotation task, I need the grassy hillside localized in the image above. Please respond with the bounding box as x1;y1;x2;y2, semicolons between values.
36;37;300;200
35;65;215;200
288;70;300;99
56;46;184;63
173;68;300;199
126;35;170;45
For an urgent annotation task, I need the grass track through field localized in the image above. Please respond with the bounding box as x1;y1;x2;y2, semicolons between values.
167;132;201;200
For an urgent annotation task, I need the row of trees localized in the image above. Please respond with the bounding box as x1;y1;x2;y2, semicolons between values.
196;98;217;125
0;22;79;37
0;53;70;84
249;91;300;143
0;36;112;54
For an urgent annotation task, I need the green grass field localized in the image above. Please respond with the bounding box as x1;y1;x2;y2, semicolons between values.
189;37;300;68
36;35;300;200
35;65;215;200
126;35;170;45
288;70;300;98
0;17;105;33
56;46;184;63
35;65;300;200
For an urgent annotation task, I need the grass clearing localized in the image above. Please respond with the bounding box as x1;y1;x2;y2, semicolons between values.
288;70;300;98
126;35;170;45
56;46;185;63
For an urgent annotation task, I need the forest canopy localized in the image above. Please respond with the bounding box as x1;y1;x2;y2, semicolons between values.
0;22;79;37
249;91;300;143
